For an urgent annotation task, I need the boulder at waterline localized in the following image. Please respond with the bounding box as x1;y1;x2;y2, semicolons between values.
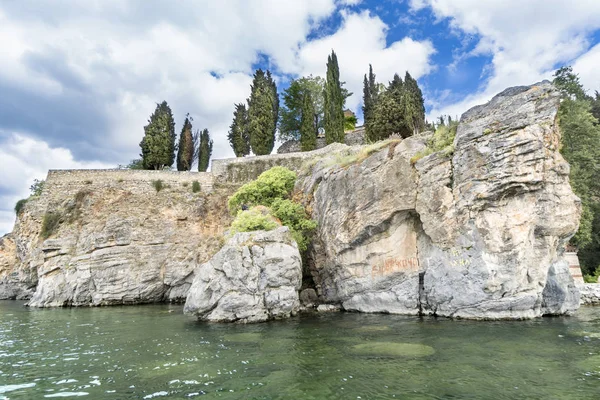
184;227;302;323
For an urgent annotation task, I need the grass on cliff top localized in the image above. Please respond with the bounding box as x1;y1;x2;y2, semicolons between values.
410;122;458;164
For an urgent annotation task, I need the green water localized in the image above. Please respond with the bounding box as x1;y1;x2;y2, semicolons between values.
1;302;599;399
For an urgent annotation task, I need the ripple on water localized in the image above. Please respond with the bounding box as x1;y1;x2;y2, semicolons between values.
350;342;435;357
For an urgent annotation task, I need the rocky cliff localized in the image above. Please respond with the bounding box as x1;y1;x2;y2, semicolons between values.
0;81;583;319
297;81;581;319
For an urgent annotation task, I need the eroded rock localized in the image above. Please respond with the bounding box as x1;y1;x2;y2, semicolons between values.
184;227;302;323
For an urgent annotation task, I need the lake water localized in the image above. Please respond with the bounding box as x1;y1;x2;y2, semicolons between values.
1;301;599;399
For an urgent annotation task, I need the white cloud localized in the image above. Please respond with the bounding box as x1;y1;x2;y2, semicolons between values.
411;0;600;118
291;10;436;116
0;133;113;235
573;43;600;94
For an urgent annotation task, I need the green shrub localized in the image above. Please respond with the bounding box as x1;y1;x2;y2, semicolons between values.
230;206;280;234
30;179;45;196
14;199;28;215
192;180;201;193
152;179;164;192
410;122;458;164
40;212;62;239
228;167;297;212
271;199;318;251
584;266;600;283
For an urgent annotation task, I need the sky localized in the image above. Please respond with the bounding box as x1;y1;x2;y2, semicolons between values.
1;0;600;235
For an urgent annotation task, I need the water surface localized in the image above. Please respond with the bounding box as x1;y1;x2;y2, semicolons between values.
1;301;599;399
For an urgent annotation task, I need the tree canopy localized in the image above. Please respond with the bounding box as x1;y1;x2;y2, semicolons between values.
279;75;325;141
247;69;279;155
324;51;345;144
176;116;194;171
228;103;250;157
139;101;176;170
198;128;213;172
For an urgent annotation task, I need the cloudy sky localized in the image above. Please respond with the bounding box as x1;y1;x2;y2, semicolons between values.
1;0;600;235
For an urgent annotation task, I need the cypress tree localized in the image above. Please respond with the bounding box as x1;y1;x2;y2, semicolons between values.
228;103;250;157
403;72;426;136
363;64;379;142
300;92;317;151
247;69;278;155
139;101;176;170
176;116;194;171
371;74;411;140
198;129;213;172
324;51;345;144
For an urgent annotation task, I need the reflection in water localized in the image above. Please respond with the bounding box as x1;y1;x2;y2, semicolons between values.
0;301;599;399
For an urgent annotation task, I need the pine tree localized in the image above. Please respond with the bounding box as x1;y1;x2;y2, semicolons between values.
363;64;379;142
403;72;426;135
371;74;410;140
176;116;194;171
323;51;345;144
197;129;213;172
247;69;278;155
228;103;250;157
140;101;176;170
300;92;317;151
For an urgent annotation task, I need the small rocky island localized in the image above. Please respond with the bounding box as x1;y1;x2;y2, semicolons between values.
1;81;598;321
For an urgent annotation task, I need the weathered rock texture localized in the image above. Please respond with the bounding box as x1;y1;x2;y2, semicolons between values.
579;284;600;305
298;81;582;319
2;174;233;306
276;126;366;154
184;227;302;322
0;81;584;320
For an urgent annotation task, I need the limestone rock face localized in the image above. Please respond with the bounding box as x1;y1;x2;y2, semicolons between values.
184;227;302;323
14;185;232;307
299;81;581;319
579;284;600;305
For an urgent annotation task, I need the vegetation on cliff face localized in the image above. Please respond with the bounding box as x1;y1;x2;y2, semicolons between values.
553;66;600;278
227;167;316;251
14;179;46;215
410;117;458;164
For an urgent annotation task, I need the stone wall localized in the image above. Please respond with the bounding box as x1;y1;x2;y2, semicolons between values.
277;126;366;154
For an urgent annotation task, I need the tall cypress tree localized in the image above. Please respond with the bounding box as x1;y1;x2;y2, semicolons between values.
227;103;250;157
140;101;176;170
363;64;379;142
403;72;426;136
324;51;345;144
247;69;278;155
176;116;194;171
371;74;411;140
198;129;213;172
300;92;317;151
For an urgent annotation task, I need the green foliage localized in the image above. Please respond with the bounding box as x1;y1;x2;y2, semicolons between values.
230;206;280;235
403;72;426;135
192;180;201;193
30;179;45;197
371;74;411;140
120;159;144;170
247;69;279;155
198;129;213;172
271;199;317;251
279;75;325;141
227;167;316;251
140;101;176;170
333;139;401;168
409;120;458;164
152;179;164;193
228;166;297;212
363;64;379;142
344;114;358;131
365;66;426;142
40;212;62;239
554;66;600;276
410;148;434;164
300;92;317;152
176;116;194;171
14;199;27;215
554;66;588;101
324;50;345;144
228;103;250;157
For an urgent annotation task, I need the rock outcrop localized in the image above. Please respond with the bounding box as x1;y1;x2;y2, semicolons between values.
184;227;302;323
579;284;600;305
4;181;233;307
298;81;581;319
